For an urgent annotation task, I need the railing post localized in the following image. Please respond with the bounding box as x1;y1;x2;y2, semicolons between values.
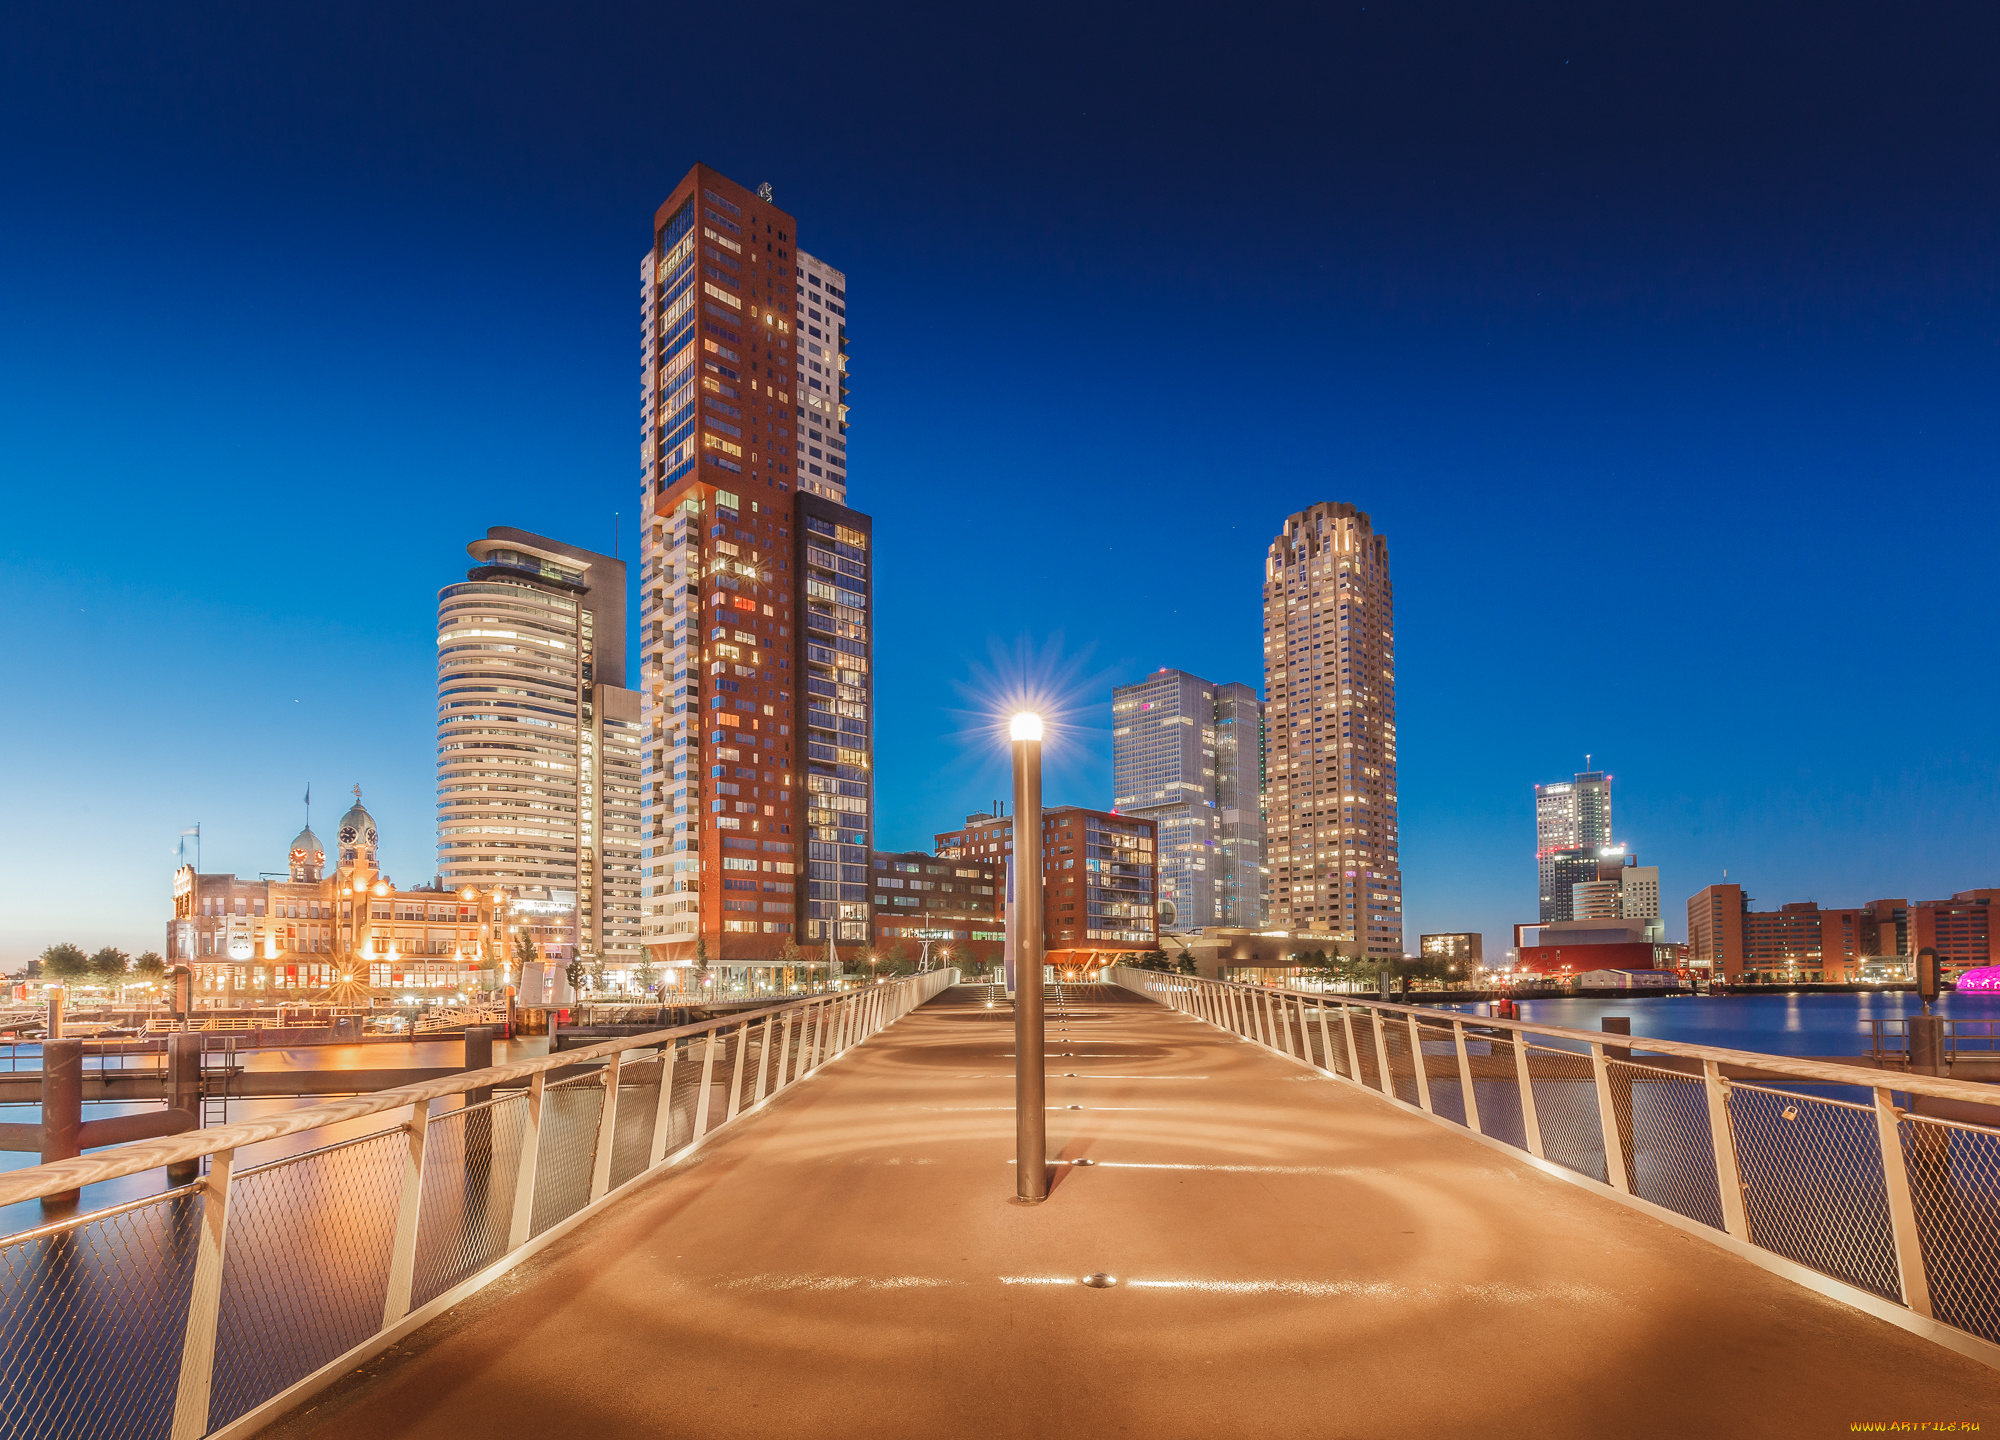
1406;1013;1433;1113
648;1042;678;1167
1278;996;1298;1058
1339;1004;1361;1083
1874;1085;1934;1317
806;1002;825;1073
1589;1042;1631;1193
380;1103;431;1327
692;1031;720;1142
1513;1028;1545;1159
588;1049;625;1204
752;1015;774;1107
168;1147;235;1440
1702;1060;1749;1241
1453;1020;1481;1134
1370;1007;1393;1096
507;1070;546;1248
774;1010;795;1093
1317;1003;1337;1076
725;1023;749;1123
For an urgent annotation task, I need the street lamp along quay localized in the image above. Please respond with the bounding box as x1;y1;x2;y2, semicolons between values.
1011;710;1047;1203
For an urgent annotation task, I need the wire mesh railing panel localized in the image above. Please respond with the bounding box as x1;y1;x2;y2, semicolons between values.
1465;1032;1527;1151
1297;1007;1328;1073
735;1025;768;1114
0;1190;202;1440
609;1057;664;1191
1729;1084;1898;1299
209;1128;405;1431
410;1096;528;1310
529;1072;606;1238
1609;1061;1723;1230
1415;1022;1467;1128
1343;1007;1381;1091
1902;1113;2000;1342
1380;1016;1420;1107
1524;1042;1608;1183
1312;1008;1350;1079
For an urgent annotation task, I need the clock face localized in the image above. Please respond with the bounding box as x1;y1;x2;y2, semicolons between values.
338;824;358;844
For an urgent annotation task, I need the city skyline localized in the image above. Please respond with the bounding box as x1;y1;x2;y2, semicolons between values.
6;4;2000;967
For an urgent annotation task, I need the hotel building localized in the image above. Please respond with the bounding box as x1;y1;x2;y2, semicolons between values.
634;165;868;987
434;528;644;969
1111;669;1265;930
1262;503;1403;958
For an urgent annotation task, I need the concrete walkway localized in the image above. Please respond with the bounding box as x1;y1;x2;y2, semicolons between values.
273;985;2000;1439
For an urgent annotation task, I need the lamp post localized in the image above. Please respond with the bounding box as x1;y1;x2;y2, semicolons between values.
1011;711;1047;1202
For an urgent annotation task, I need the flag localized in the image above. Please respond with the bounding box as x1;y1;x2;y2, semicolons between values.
179;826;200;837
304;784;311;807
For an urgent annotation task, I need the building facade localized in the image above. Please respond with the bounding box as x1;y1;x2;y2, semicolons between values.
1038;806;1158;966
1261;502;1402;958
1419;932;1483;966
634;166;866;988
1111;669;1265;931
434;527;643;970
870;850;1004;971
1537;771;1612;922
168;795;504;1003
1686;883;1998;984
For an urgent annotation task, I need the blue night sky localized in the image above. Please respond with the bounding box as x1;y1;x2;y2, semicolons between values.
2;2;1996;963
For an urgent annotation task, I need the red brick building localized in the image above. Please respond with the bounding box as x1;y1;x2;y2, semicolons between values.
1686;884;1997;984
869;850;1005;972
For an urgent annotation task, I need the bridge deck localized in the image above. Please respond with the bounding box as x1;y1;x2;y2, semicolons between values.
271;985;2000;1439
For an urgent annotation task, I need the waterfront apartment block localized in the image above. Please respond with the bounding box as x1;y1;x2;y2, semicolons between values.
1536;771;1613;922
1419;932;1483;965
168;794;504;1003
633;166;871;983
1039;806;1158;965
434;528;643;968
870;850;1005;970
934;810;1016;867
1687;883;2000;983
1262;502;1402;958
1111;668;1265;931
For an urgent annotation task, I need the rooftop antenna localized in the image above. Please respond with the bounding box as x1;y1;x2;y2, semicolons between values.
757;182;774;202
614;512;619;560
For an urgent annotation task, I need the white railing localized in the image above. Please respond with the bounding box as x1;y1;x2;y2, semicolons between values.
1112;966;2000;1370
0;969;959;1440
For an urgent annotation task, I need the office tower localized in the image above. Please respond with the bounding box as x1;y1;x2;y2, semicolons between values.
1111;669;1265;929
1261;502;1402;958
634;166;873;988
1536;770;1612;922
435;528;644;967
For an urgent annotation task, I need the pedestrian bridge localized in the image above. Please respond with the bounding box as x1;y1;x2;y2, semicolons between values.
5;970;2000;1439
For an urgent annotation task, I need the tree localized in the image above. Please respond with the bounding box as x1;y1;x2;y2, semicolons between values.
635;958;660;995
1134;949;1171;972
777;936;802;967
564;957;587;1001
884;941;910;974
90;947;131;985
40;943;89;982
587;958;609;995
133;951;167;984
513;930;540;968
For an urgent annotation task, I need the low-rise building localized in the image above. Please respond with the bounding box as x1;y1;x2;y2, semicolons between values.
869;850;1004;971
167;792;505;1004
1686;883;1998;984
1420;932;1483;966
1516;918;1684;977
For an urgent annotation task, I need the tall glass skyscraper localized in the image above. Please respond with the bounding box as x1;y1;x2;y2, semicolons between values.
1536;770;1613;922
1111;669;1265;930
1261;502;1402;958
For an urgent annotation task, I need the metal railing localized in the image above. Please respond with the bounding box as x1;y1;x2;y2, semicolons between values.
1869;1017;2000;1063
1113;967;2000;1368
0;969;957;1440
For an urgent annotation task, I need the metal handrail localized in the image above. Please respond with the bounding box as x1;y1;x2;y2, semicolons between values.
1112;965;2000;1368
0;975;949;1210
0;968;959;1440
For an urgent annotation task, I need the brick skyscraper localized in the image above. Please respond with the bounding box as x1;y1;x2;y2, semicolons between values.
1261;502;1402;958
634;165;870;991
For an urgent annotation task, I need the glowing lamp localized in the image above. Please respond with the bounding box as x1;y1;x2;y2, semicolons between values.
1010;712;1044;742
